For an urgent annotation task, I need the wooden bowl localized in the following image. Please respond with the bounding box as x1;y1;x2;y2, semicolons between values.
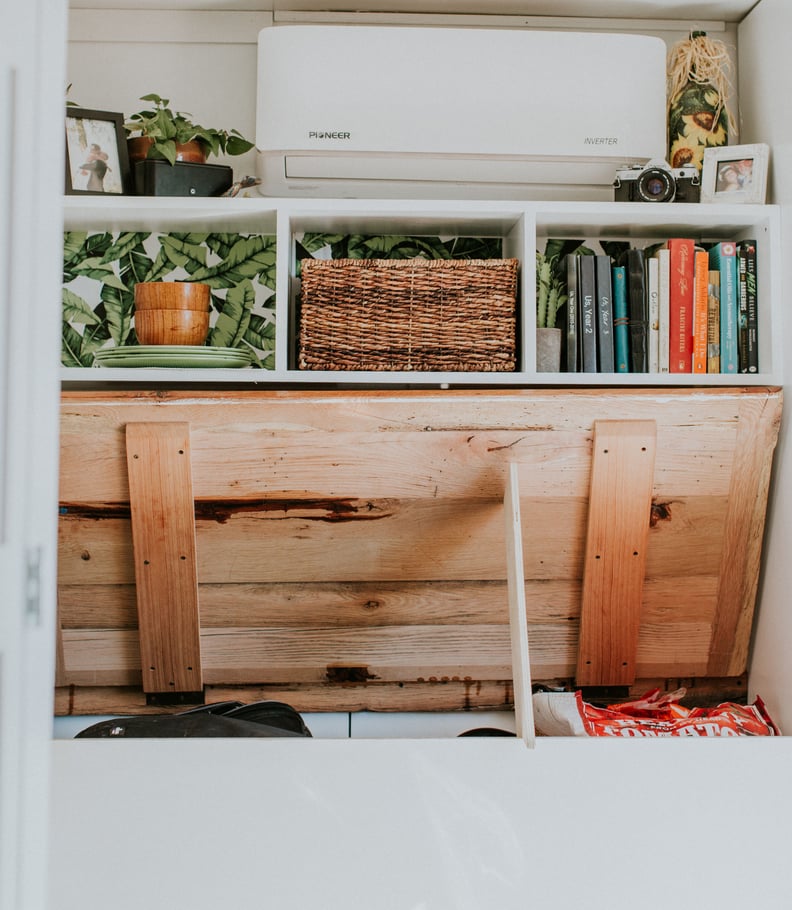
134;281;211;311
135;308;210;346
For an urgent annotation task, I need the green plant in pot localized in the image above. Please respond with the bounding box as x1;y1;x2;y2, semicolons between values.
536;238;580;372
124;93;254;166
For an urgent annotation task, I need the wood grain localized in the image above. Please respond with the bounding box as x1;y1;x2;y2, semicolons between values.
125;422;203;694
576;420;657;686
57;388;782;712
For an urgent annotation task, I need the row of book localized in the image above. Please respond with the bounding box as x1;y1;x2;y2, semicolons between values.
563;238;758;374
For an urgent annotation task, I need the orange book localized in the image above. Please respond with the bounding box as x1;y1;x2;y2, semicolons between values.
663;238;696;373
692;249;709;374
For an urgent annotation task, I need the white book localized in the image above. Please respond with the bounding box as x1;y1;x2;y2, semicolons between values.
647;254;659;373
655;248;671;373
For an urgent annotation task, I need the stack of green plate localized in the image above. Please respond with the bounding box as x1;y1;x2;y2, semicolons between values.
93;345;254;369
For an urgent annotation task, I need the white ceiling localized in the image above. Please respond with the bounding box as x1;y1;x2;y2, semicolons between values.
67;1;761;23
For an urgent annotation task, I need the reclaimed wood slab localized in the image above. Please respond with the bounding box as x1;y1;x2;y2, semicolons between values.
56;387;782;714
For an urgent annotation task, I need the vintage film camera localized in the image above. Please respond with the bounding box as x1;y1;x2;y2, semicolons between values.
613;159;701;203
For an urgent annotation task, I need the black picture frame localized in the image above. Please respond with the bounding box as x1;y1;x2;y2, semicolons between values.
64;106;132;196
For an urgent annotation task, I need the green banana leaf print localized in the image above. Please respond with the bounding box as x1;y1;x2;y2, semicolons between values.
296;232;503;274
62;231;277;368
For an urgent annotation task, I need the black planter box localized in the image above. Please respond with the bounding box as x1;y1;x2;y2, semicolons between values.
133;160;233;197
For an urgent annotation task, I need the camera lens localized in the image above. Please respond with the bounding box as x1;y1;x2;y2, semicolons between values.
636;166;675;202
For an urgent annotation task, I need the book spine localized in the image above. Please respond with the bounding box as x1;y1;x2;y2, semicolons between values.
737;239;759;373
612;265;629;373
578;254;597;372
707;270;721;374
692;249;709;374
595;254;614;372
626;248;647;373
667;238;695;373
710;242;738;374
565;253;579;373
646;255;659;373
655;248;670;374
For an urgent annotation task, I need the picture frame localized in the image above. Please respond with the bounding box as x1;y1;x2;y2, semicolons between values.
65;107;132;196
700;143;770;204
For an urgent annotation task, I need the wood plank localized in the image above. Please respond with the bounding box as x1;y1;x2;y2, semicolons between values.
60;617;713;689
576;420;657;686
708;392;783;675
57;494;730;586
54;675;751;718
125;422;203;695
56;575;718;632
60;388;754;502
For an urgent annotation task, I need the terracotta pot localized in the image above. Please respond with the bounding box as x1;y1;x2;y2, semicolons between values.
134;281;211;311
135;309;210;346
127;136;208;165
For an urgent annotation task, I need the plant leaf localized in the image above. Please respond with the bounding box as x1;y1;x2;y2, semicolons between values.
69;257;128;290
159;235;207;272
208;281;254;348
100;283;135;346
100;232;151;265
62;288;102;325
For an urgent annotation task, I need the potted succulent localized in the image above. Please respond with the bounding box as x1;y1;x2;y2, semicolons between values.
535;239;572;372
124;93;254;166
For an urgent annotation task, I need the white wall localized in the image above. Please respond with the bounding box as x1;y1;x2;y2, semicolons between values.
737;0;792;733
66;10;739;187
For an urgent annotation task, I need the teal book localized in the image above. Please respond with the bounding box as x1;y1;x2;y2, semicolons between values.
709;242;738;373
612;265;629;373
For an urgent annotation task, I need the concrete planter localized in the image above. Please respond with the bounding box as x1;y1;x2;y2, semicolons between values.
536;327;562;372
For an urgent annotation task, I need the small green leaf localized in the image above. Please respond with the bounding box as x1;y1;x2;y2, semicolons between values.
208;280;254;348
101;283;135;346
62;288;102;325
70;257;128;290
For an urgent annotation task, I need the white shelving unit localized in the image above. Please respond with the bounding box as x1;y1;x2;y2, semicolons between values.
3;1;789;907
62;195;782;386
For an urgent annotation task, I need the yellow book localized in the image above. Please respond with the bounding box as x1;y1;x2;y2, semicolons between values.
692;249;709;374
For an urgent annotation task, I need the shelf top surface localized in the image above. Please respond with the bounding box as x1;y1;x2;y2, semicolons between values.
67;1;759;24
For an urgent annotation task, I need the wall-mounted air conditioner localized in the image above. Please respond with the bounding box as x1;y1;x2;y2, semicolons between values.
256;25;667;199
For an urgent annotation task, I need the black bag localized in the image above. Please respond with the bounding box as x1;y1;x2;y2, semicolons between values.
75;700;312;739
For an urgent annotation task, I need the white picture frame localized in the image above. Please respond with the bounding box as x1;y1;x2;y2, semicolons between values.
700;143;770;204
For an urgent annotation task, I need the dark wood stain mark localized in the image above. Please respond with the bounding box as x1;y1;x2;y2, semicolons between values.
487;436;527;452
60;498;391;525
326;665;379;684
650;501;673;527
195;498;390;524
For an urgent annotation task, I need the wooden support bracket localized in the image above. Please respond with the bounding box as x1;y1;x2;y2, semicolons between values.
125;422;203;699
576;420;657;687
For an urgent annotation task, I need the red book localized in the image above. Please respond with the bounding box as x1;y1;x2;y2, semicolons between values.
664;238;696;373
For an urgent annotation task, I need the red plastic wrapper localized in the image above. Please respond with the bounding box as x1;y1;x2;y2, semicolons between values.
577;688;780;737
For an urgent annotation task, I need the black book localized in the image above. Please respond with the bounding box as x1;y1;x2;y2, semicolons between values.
578;254;597;372
737;239;759;373
595;254;615;372
564;253;579;372
624;248;648;373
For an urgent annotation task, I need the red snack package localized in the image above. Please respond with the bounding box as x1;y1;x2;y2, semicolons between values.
577;688;780;737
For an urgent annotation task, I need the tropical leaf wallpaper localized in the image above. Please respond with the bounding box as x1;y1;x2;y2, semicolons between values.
296;232;502;265
61;230;503;368
62;231;277;367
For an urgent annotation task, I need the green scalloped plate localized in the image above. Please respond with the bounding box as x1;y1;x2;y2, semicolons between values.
93;345;253;369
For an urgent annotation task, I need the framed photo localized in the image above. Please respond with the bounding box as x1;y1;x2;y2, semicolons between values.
65;107;132;196
700;143;769;204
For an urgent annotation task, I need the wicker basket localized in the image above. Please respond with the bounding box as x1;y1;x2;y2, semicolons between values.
298;257;519;372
